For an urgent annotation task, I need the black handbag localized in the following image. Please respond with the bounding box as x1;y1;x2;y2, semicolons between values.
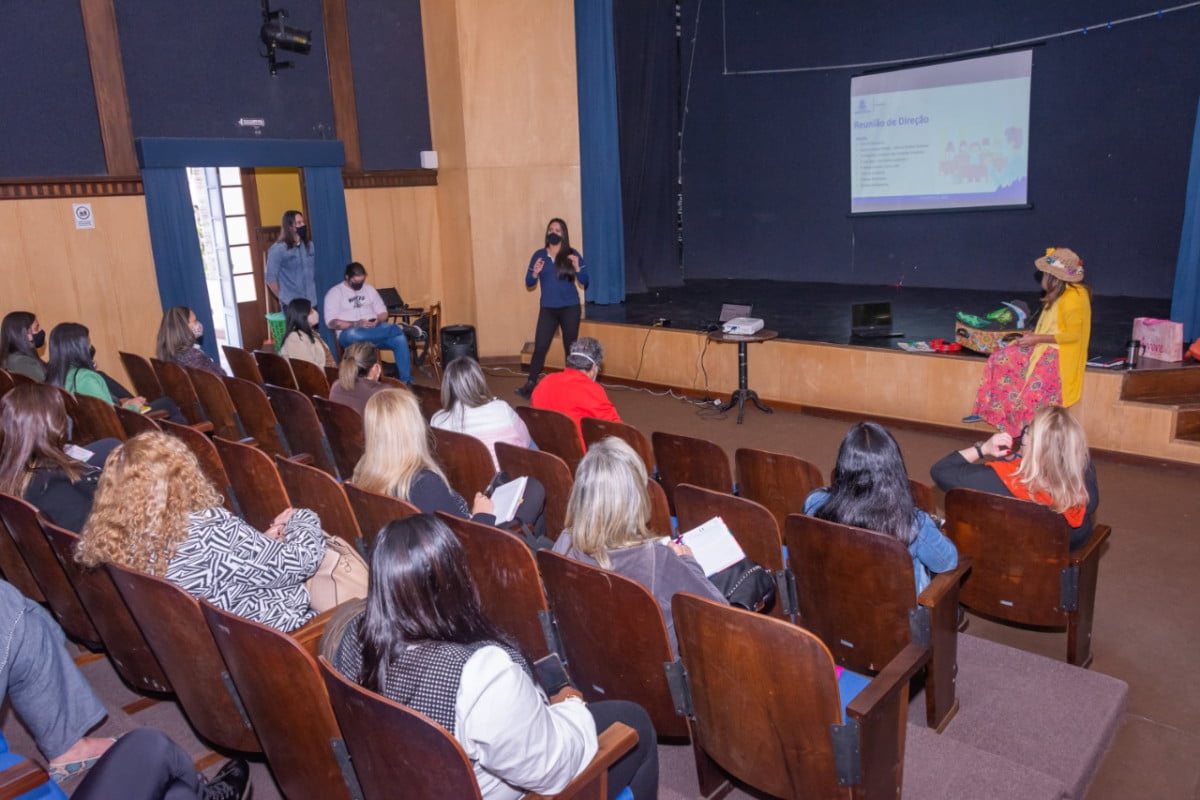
709;557;777;611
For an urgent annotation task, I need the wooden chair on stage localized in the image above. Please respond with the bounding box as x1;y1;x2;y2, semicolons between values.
223;375;291;458
495;443;572;541
185;366;247;441
784;512;970;731
151;358;209;427
276;455;360;548
674;483;790;620
290;357;332;398
42;521;171;693
580;418;655;475
431;428;496;500
0;494;101;648
119;351;164;400
116;405;161;438
515;406;585;474
266;383;339;477
313;396;365;480
646;479;672;537
107;562;262;754
343;483;419;554
222;345;264;384
158;419;240;515
538;550;688;738
201;601;361;800
944;488;1110;667
438;512;556;660
72;394;128;442
652;431;733;513
671;593;928;800
318;653;636;800
213;436;291;532
408;382;443;422
734;447;824;531
254;349;299;390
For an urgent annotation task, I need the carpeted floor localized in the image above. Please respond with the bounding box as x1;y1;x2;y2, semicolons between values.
5;365;1196;798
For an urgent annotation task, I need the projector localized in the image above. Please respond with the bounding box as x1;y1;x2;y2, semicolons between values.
722;317;764;335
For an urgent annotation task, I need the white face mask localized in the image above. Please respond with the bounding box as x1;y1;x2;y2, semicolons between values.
190;322;204;339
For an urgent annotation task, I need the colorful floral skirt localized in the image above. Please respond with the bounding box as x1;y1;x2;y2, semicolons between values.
972;346;1062;435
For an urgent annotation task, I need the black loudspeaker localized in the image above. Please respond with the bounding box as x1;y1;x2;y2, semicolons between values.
440;324;478;368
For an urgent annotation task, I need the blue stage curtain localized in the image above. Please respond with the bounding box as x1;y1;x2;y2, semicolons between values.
575;0;626;305
1172;99;1200;342
304;166;354;351
141;167;220;361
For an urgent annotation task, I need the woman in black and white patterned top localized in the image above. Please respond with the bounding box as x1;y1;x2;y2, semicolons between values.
77;432;325;632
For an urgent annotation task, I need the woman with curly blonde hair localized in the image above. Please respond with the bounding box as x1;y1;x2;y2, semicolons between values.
77;432;325;632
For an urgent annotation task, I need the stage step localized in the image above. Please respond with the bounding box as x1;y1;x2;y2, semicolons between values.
1116;362;1200;448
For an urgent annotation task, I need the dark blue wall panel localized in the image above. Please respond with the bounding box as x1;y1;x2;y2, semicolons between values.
676;0;1200;298
0;1;105;177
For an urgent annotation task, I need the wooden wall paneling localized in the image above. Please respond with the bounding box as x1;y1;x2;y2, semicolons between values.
321;0;362;172
345;186;442;311
79;0;137;176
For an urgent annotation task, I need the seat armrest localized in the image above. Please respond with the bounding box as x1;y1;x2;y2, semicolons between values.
189;421;215;434
288;452;315;466
918;554;972;610
146;409;171;420
526;722;638;800
1069;523;1110;566
290;607;337;658
846;642;929;722
0;760;51;798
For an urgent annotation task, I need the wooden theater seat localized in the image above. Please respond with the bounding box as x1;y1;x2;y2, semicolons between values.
515;406;585;474
290;356;332;398
343;482;420;555
266;383;339;477
646;479;672;537
494;443;573;541
116;405;161;438
275;455;360;548
222;345;265;384
213;436;291;532
580;418;655;475
431;427;496;500
944;487;1110;667
313;396;365;480
734;446;824;530
151;358;208;426
408;382;443;422
71;393;128;442
253;349;299;390
158;418;240;515
186;366;247;441
118;351;164;400
222;375;291;458
652;431;733;512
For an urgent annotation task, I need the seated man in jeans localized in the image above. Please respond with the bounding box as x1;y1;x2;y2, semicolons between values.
323;262;415;384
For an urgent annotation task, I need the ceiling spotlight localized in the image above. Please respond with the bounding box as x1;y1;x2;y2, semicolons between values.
261;0;312;76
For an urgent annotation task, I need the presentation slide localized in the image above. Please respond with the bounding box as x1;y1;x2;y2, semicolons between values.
850;50;1032;214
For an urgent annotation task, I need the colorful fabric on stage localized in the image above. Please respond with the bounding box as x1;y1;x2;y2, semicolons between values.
972;345;1061;435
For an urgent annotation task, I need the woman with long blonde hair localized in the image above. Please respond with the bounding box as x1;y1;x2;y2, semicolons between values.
552;437;724;652
77;432;325;632
932;405;1099;548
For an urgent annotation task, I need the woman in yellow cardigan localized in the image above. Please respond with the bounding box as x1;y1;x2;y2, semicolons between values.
966;247;1091;435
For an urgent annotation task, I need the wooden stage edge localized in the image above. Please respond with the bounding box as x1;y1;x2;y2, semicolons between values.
508;319;1200;468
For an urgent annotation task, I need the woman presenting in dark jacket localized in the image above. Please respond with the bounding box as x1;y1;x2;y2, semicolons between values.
516;218;588;399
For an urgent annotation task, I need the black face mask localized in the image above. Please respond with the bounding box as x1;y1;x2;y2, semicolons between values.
295;225;308;242
30;330;45;349
88;345;97;363
545;232;563;247
349;281;365;292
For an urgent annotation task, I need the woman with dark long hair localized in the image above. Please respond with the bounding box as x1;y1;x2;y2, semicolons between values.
265;209;316;307
804;422;958;594
0;311;46;381
155;306;225;376
278;298;334;368
516;218;589;398
332;514;658;800
47;323;145;409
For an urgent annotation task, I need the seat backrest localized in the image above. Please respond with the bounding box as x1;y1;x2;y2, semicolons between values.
213;436;290;532
276;455;360;548
158;419;239;514
105;562;262;753
222;345;265;384
784;513;917;673
646;478;672;537
675;484;784;571
734;447;824;531
430;428;495;499
290;357;331;398
254;350;298;390
52;386;87;444
0;493;100;647
41;521;170;693
201;600;359;800
407;383;443;422
943;488;1072;627
116;405;161;438
222;376;289;458
266;383;338;476
494;443;573;540
515;406;585;474
580;418;655;474
71;393;127;442
909;478;938;517
151;358;207;425
0;499;45;602
343;482;420;553
652;431;733;512
673;592;909;800
318;655;484;800
437;512;553;660
118;351;164;400
186;367;246;441
536;549;686;737
313;396;366;480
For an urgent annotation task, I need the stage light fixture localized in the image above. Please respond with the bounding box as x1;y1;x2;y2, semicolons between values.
260;0;312;76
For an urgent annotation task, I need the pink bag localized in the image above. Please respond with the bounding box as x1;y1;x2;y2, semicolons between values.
1132;317;1184;362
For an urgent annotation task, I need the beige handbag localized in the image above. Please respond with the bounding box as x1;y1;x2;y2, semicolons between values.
305;535;370;612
